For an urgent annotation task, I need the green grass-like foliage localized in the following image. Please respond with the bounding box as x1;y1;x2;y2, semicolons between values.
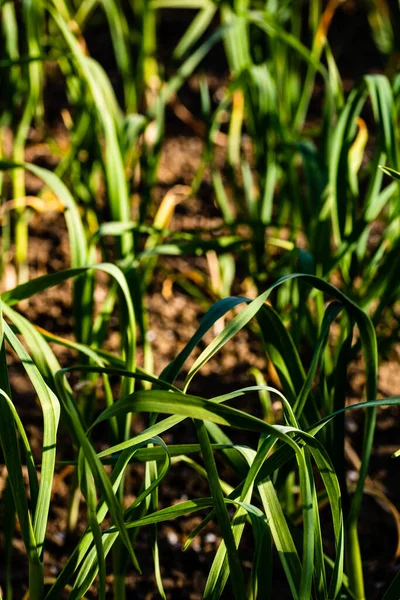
1;0;400;599
0;268;396;599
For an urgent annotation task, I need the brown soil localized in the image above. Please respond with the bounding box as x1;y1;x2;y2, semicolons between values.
2;122;400;599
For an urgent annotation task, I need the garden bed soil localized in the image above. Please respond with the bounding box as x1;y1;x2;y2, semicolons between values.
1;121;400;599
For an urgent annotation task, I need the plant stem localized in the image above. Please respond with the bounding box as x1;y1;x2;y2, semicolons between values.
345;523;365;600
28;558;44;600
